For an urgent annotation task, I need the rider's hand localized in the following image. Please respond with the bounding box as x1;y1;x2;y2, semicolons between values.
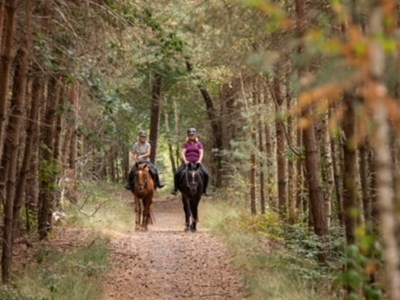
184;160;189;165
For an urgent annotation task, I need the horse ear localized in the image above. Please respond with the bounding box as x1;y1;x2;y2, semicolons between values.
135;162;139;168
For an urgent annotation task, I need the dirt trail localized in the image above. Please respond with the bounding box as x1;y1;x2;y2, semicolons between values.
102;192;246;300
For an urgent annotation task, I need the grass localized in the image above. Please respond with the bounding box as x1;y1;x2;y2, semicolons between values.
0;236;110;300
65;181;135;233
201;193;338;300
0;181;132;300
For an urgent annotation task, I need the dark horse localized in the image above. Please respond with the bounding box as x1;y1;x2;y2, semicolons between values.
132;162;155;231
179;163;204;232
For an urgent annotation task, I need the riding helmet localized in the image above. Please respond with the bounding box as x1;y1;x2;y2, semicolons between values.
139;131;147;137
187;128;197;135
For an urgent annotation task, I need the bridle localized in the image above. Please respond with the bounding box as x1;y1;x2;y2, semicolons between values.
185;164;202;194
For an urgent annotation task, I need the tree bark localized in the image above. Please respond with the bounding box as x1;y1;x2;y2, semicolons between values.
257;90;266;214
359;141;370;225
330;126;344;227
0;0;6;50
273;75;287;217
164;110;177;176
186;59;223;187
286;73;295;223
250;127;257;215
0;0;18;161
369;4;400;299
264;108;274;209
1;47;29;283
342;92;358;245
149;73;162;164
38;76;60;240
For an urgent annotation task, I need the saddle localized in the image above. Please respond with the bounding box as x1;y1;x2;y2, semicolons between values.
177;163;204;188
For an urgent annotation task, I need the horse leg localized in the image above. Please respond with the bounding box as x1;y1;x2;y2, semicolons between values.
190;197;200;232
142;196;152;231
182;195;190;231
134;195;141;231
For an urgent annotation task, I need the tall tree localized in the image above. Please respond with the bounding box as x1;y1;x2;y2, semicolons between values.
295;0;328;237
1;46;29;283
0;0;18;160
273;74;287;217
149;73;162;164
368;2;400;298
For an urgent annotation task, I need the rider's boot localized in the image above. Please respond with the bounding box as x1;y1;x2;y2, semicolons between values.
155;174;165;188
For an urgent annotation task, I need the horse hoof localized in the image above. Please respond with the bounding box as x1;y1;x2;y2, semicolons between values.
184;227;190;232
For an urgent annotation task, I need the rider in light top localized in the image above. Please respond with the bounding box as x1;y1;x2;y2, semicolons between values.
171;128;210;196
125;131;164;190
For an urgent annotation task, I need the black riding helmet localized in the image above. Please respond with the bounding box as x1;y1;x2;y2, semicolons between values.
187;128;197;135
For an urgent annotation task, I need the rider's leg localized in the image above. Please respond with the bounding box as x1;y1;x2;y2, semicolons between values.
199;164;210;196
150;165;164;188
171;165;184;194
125;166;136;190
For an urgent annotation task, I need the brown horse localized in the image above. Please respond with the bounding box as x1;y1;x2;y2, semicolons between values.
132;163;155;231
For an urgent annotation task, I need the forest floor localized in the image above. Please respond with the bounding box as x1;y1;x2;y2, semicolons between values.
101;191;247;300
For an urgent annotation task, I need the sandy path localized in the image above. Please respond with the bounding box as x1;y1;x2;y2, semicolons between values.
102;193;246;300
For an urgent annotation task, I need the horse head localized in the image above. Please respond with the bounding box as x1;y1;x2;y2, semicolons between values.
185;163;201;195
135;163;150;193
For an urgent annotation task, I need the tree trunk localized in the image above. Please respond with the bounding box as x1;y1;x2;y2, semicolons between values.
330;127;344;227
286;73;295;223
359;141;370;225
13;0;34;235
0;0;17;161
173;101;180;165
164;110;177;176
369;4;400;299
273;75;287;217
38;76;59;240
342;92;358;245
53;85;65;162
257;90;266;214
25;76;42;232
264;113;274;209
250;128;257;215
149;73;162;164
0;0;6;49
1;47;29;283
186;59;223;188
302;111;328;237
318;112;333;229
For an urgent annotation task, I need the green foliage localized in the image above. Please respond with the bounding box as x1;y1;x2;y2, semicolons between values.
338;228;384;300
202;199;337;299
39;158;60;192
